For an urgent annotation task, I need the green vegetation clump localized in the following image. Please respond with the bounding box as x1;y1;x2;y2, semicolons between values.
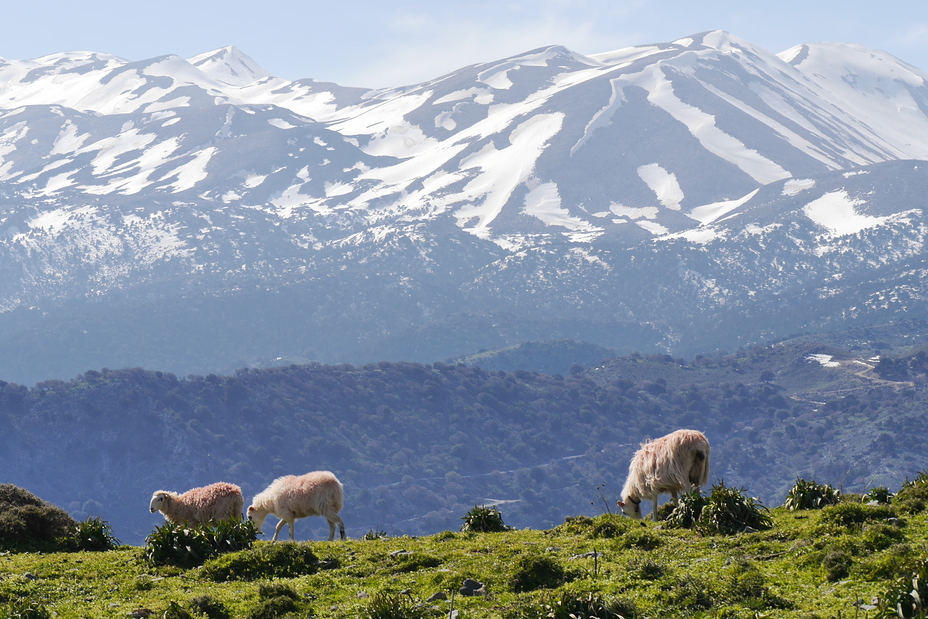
697;482;772;535
864;486;895;504
818;502;897;530
201;541;321;581
363;592;436;619
509;555;569;592
505;590;637;619
0;484;76;551
876;557;928;619
144;519;257;569
162;601;194;619
894;471;928;514
665;489;708;529
188;595;231;619
461;505;510;533
783;478;841;510
247;583;309;619
0;599;51;619
71;516;120;551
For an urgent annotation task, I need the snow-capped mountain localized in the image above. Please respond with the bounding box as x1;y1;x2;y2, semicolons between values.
1;31;927;384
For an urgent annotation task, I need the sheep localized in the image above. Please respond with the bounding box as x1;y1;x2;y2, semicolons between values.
617;429;710;521
247;470;346;541
149;482;244;526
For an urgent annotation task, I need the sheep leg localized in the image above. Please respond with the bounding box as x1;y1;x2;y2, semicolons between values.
289;520;296;541
327;519;336;541
272;518;287;542
650;491;660;521
326;515;346;541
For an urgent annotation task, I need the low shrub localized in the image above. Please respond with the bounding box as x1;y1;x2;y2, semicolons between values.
856;543;913;581
72;516;120;551
0;484;76;550
697;482;772;535
144;519;257;568
461;505;510;533
864;486;894;504
556;515;594;535
875;557;928;619
818;502;898;532
665;489;708;529
665;574;713;610
363;592;436;619
189;595;231;619
783;478;840;511
391;552;443;573
822;549;853;582
202;542;321;581
248;584;306;619
0;598;52;619
555;514;629;538
506;590;637;619
894;471;928;515
589;514;627;539
616;528;662;551
861;523;906;551
718;559;792;610
162;601;194;619
509;555;568;592
626;555;666;580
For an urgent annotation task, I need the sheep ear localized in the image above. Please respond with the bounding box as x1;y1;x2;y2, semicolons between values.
617;500;625;507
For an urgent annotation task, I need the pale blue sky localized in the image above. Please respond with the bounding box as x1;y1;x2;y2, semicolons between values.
4;0;927;88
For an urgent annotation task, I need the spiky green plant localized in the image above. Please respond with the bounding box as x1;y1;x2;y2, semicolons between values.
865;485;895;504
0;599;51;619
697;481;772;535
894;471;928;514
72;516;120;551
665;488;708;529
144;519;257;568
461;505;510;533
783;477;841;510
506;590;637;619
363;592;437;619
875;558;928;618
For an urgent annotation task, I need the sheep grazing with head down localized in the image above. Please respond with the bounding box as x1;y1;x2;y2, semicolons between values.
617;429;710;521
247;470;346;541
149;482;244;526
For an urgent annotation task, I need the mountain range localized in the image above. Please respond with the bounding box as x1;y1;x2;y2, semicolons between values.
1;31;928;384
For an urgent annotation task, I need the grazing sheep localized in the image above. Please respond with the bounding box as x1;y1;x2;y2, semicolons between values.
247;471;346;541
149;482;244;526
617;429;710;521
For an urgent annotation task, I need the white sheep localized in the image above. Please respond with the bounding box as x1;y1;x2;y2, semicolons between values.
617;429;710;521
149;482;244;526
247;470;346;541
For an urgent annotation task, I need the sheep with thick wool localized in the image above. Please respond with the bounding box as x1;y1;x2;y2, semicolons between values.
149;482;244;526
247;471;346;541
618;429;710;521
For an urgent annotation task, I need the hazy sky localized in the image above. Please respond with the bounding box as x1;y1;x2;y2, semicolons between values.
4;1;927;88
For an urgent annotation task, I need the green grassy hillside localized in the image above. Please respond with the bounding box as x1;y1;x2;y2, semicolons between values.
3;325;928;545
1;499;925;619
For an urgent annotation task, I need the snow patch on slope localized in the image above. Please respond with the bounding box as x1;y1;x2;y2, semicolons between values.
522;181;601;234
803;190;888;236
637;163;683;210
454;113;565;239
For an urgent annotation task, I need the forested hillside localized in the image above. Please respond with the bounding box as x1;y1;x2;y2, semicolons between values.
1;327;927;545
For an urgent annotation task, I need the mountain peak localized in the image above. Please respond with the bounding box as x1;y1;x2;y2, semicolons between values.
188;45;271;86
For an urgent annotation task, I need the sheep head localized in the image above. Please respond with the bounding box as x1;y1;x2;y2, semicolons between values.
617;497;643;519
246;505;268;533
150;491;172;514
